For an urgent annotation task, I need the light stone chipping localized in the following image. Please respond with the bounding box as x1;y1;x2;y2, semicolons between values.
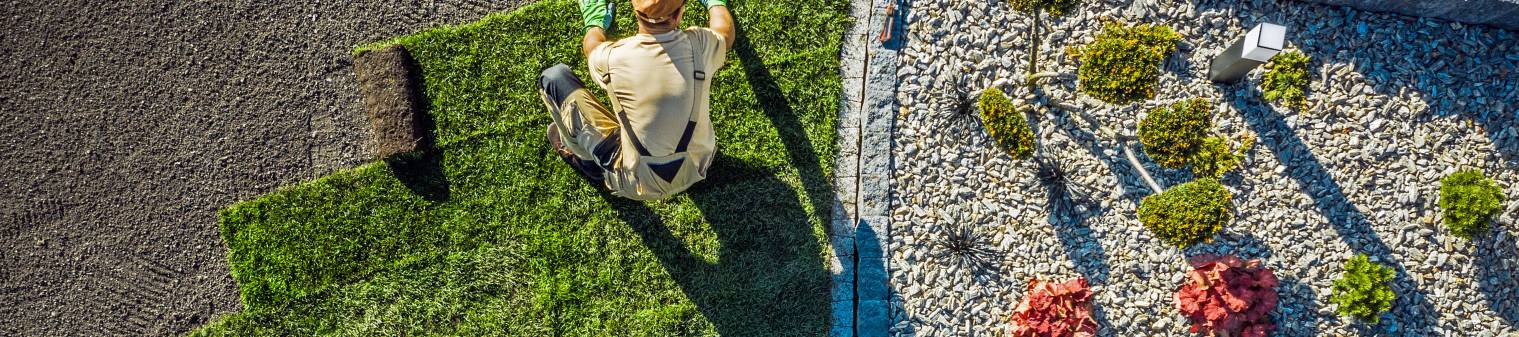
883;0;1519;336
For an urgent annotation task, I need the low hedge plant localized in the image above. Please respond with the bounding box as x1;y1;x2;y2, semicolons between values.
980;87;1036;160
1261;50;1311;111
1439;169;1505;239
1137;177;1232;248
1075;21;1180;104
1330;254;1395;324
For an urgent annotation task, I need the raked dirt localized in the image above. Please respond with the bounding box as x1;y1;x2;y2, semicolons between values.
0;0;527;335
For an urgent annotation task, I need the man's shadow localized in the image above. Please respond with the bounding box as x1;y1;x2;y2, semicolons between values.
605;154;831;335
600;26;840;335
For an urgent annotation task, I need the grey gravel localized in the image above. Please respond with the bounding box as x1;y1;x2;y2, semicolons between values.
885;0;1519;336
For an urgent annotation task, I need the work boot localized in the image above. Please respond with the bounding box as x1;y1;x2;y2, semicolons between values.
547;124;606;184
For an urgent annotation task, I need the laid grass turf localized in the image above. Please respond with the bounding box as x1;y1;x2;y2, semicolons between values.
191;0;849;335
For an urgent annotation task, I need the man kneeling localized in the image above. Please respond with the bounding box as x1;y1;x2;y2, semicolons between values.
539;0;735;200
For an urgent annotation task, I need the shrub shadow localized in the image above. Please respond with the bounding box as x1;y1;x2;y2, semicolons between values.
1231;85;1438;335
1276;276;1323;336
1476;226;1519;326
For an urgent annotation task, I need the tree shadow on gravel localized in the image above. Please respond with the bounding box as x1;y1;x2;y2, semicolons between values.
1276;276;1323;336
1231;86;1439;335
1191;0;1519;166
1476;227;1519;327
1026;91;1118;336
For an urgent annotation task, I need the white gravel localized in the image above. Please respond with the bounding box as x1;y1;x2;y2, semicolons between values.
886;0;1519;336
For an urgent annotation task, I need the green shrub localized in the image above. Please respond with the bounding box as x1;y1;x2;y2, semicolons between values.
1189;135;1253;178
979;87;1036;160
1139;99;1212;169
1007;0;1081;17
1137;177;1232;248
1439;169;1505;239
1075;22;1180;104
1330;254;1395;324
1261;50;1311;111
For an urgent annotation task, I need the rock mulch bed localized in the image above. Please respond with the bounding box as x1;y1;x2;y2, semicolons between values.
885;0;1519;335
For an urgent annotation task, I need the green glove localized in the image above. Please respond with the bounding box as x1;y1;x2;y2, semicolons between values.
579;0;615;33
696;0;727;8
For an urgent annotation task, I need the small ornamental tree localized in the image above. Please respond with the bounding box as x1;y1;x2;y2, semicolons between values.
1139;99;1213;168
1075;22;1180;104
1007;0;1081;80
1174;255;1279;337
1330;254;1396;324
1137;177;1232;248
1008;277;1097;337
1261;50;1311;111
980;87;1037;160
1439;169;1505;239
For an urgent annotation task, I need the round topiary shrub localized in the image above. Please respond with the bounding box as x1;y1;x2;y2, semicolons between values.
1261;50;1311;111
1137;177;1232;248
979;87;1036;160
1007;0;1081;17
1330;254;1395;324
1075;22;1180;104
1439;169;1505;239
1139;99;1213;169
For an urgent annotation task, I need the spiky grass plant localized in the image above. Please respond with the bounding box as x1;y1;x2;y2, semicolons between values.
1037;156;1090;219
936;221;998;274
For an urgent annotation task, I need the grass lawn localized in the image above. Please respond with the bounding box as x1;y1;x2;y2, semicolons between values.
190;0;849;335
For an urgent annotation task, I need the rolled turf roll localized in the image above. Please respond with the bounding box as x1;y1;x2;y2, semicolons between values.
354;45;429;159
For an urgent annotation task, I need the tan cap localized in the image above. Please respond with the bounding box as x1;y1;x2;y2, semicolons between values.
632;0;684;24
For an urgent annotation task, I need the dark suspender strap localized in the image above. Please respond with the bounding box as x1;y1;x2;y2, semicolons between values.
674;121;696;152
617;110;652;156
672;33;706;154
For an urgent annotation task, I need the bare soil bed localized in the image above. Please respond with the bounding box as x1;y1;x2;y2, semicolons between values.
0;0;526;335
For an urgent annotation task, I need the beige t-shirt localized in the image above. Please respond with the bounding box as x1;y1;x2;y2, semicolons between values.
588;27;727;171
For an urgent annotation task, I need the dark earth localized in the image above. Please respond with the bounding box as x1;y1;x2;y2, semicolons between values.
1;0;527;335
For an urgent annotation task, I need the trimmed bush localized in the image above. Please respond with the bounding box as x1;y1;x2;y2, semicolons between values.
1439;169;1505;239
980;87;1036;160
1330;254;1395;324
1261;50;1311;111
1139;99;1213;169
1008;277;1097;337
1007;0;1081;17
1190;135;1252;178
1175;255;1279;337
1075;22;1180;104
1137;177;1232;248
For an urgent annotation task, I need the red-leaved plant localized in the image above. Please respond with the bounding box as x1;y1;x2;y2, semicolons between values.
1174;255;1279;337
1008;277;1097;337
